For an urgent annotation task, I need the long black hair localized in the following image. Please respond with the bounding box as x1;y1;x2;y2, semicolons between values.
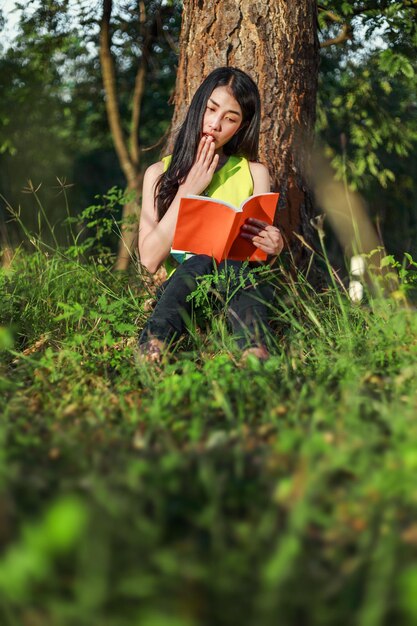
156;67;261;220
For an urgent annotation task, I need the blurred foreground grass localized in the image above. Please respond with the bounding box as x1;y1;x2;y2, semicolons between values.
1;245;417;626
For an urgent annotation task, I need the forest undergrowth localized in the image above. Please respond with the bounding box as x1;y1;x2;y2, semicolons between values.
1;194;417;626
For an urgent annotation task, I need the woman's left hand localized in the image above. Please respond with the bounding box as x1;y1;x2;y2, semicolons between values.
240;218;284;256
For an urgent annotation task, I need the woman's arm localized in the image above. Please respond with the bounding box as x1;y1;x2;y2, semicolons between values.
138;161;182;274
138;136;219;274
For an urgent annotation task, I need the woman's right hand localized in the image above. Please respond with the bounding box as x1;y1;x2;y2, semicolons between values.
179;135;219;196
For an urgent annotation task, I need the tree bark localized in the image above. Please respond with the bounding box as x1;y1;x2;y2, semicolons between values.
169;0;320;266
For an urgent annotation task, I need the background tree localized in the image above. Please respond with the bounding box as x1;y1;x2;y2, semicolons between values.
0;0;180;257
99;0;180;269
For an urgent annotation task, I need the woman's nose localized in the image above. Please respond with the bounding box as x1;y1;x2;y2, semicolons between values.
210;115;221;130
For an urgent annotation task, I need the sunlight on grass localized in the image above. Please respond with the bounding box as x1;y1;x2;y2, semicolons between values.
1;190;417;625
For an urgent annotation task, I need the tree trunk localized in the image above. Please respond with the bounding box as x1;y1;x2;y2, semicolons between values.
169;0;319;264
100;0;144;271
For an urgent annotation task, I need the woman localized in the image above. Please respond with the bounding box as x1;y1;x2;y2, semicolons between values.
138;67;284;362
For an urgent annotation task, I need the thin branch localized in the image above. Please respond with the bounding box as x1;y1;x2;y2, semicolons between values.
162;28;179;54
141;127;171;153
320;0;416;20
319;0;416;48
129;0;147;168
318;6;344;23
320;22;353;48
157;8;179;54
130;63;146;167
352;0;417;15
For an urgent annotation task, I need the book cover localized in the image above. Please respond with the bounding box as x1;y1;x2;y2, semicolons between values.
171;192;279;263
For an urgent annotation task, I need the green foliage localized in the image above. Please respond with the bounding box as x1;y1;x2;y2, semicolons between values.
64;185;136;257
317;0;417;257
2;227;417;623
0;496;88;602
185;261;269;319
379;251;417;289
0;0;181;241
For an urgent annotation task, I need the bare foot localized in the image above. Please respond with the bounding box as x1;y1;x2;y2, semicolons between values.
241;345;270;363
136;337;166;364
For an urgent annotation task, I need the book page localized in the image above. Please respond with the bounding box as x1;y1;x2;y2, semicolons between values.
185;194;239;212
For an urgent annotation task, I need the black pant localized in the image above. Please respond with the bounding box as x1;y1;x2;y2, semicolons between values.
139;254;275;350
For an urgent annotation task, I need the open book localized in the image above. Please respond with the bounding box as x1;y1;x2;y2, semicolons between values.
171;192;279;263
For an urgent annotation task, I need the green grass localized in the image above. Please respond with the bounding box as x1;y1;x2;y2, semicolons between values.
1;235;417;626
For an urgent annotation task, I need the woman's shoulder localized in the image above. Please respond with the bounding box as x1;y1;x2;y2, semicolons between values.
142;161;165;197
248;161;269;176
143;160;165;184
145;160;165;177
248;161;270;189
146;155;172;178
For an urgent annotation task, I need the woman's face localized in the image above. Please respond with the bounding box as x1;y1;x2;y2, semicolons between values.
202;86;243;152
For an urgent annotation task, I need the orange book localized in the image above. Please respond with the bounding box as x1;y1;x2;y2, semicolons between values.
171;192;279;263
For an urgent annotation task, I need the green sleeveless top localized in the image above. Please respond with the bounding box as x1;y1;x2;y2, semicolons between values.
162;154;254;272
